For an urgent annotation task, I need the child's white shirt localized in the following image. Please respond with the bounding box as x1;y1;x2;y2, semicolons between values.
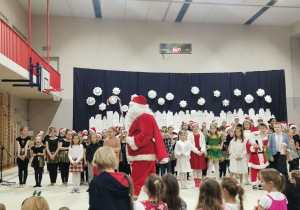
259;192;287;209
68;144;83;163
224;201;239;210
134;201;146;210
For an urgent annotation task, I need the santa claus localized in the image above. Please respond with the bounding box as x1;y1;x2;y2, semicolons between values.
125;95;169;196
246;127;269;190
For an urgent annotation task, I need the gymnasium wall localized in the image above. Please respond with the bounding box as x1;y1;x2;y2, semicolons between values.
29;16;300;132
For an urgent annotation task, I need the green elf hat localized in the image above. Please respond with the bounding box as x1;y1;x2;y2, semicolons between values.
210;123;217;127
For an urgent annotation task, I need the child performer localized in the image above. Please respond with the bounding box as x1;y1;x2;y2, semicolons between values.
269;122;290;170
103;127;121;171
260;123;270;162
89;147;132;210
201;128;209;178
68;133;84;193
221;177;245;210
206;123;222;178
174;130;191;189
188;122;206;187
254;168;287;210
58;130;72;186
31;136;46;187
219;133;229;180
229;127;247;185
246;127;269;190
141;174;168;210
243;118;252;185
86;133;99;192
287;129;299;169
46;127;60;186
16;126;31;188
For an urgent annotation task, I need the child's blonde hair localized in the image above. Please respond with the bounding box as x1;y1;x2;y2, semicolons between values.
93;146;116;172
221;177;244;210
34;136;42;143
70;133;81;148
20;126;28;132
49;127;57;133
260;169;286;192
196;178;223;210
88;133;97;144
21;196;49;210
0;203;6;210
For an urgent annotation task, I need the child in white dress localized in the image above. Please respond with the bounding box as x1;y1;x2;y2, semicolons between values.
229;127;247;185
175;130;191;189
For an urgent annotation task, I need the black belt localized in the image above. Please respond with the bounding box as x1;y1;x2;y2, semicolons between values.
251;152;263;154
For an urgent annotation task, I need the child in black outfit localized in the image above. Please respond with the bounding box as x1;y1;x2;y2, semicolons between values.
31;136;46;187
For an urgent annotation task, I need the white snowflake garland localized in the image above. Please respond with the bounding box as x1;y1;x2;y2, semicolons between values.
245;94;254;103
179;100;187;108
93;87;102;96
158;98;165;105
99;103;106;111
265;95;272;103
256;89;265;97
109;96;118;104
234;89;241;97
112;87;121;95
222;99;230;107
197;98;205;106
166;93;174;101
148;90;157;99
213;90;221;98
122;105;129;112
191;86;200;95
86;97;96;106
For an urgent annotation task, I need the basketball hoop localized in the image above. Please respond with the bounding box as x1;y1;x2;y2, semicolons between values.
45;88;63;101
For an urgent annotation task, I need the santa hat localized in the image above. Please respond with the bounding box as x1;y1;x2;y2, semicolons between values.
251;127;260;135
222;119;227;122
82;129;88;133
37;131;44;135
96;132;102;138
181;121;186;125
59;128;66;136
129;95;149;108
172;133;178;139
89;127;96;133
189;121;193;124
281;121;287;126
225;126;231;132
289;123;297;129
244;117;251;122
212;120;217;124
234;116;239;120
257;116;263;121
71;130;76;134
82;133;88;140
191;122;199;128
202;122;206;126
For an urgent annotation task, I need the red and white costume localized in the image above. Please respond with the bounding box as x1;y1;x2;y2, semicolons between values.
246;127;269;186
125;95;168;196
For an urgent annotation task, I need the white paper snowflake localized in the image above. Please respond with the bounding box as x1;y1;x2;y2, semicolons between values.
222;99;230;107
179;100;187;108
109;96;118;104
213;90;221;98
93;87;102;96
131;94;138;100
191;86;200;95
122;105;129;112
166;93;174;101
112;87;121;95
197;98;205;106
245;94;254;104
99;103;106;111
148;90;157;99
256;89;265;97
158;98;165;105
234;89;241;97
86;97;96;106
265;95;272;103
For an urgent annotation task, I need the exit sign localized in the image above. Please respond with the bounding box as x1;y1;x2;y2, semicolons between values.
42;46;50;51
159;43;192;54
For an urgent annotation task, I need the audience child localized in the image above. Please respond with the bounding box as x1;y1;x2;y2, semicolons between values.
174;130;191;189
30;136;46;187
89;146;132;210
269;122;290;170
221;177;245;210
86;133;99;192
196;178;230;210
161;173;187;210
254;168;287;210
16;126;31;188
58;130;72;186
278;143;300;210
206;123;222;178
140;174;168;210
220;133;229;180
0;203;5;210
229;127;247;185
68;133;84;193
21;194;50;210
103;126;121;171
188;122;206;187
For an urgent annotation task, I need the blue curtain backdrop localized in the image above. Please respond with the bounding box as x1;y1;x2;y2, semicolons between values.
73;68;287;131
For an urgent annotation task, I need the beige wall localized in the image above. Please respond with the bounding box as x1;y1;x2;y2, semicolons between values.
28;16;299;131
0;0;28;38
291;20;300;37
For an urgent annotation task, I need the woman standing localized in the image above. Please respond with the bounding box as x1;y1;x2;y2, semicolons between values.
103;127;121;171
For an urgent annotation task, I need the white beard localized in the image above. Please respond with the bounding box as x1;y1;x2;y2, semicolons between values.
125;103;154;132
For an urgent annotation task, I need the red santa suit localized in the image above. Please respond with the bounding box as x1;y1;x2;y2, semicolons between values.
246;127;269;187
125;95;168;196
